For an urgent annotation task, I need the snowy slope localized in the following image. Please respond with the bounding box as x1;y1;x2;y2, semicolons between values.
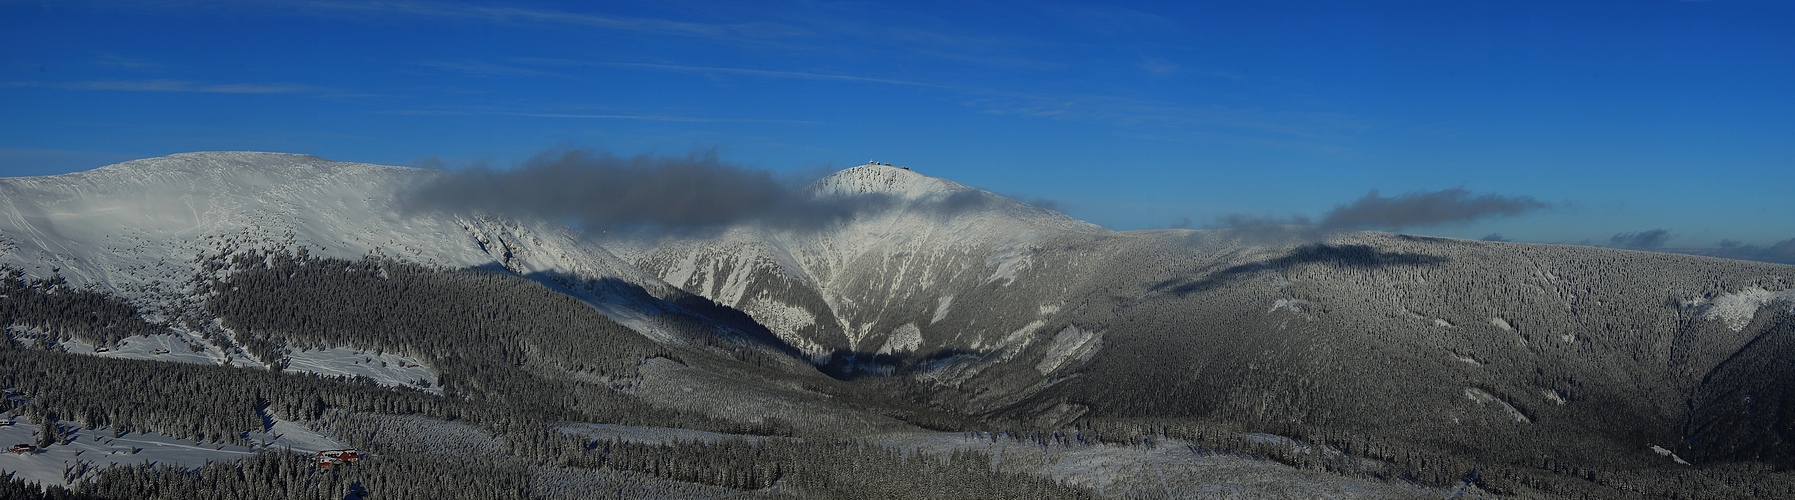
0;152;689;366
0;152;667;307
284;347;441;395
611;164;1112;363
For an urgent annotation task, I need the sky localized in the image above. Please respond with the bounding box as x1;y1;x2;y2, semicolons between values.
2;0;1792;257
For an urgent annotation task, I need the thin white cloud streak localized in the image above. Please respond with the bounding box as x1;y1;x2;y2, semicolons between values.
205;0;807;42
414;60;562;78
511;112;825;125
515;59;951;89
47;2;1372;145
90;52;163;70
4;79;325;94
970;92;1374;143
383;109;827;125
517;58;1370;144
64;1;1353;143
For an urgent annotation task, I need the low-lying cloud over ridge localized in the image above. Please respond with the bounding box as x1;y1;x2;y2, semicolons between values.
1690;237;1795;265
1610;229;1671;250
404;149;898;233
1318;188;1551;230
1214;187;1553;239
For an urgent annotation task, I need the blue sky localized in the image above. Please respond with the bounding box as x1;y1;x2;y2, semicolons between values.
3;0;1792;252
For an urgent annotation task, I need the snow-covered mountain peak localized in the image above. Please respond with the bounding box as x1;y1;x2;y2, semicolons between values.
803;163;1103;233
805;164;965;200
78;151;420;182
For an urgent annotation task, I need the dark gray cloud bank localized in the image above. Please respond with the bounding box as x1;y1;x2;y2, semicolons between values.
1611;231;1795;265
403;149;1038;234
1212;187;1553;239
1319;188;1552;230
406;152;1794;267
1689;237;1795;265
405;149;894;233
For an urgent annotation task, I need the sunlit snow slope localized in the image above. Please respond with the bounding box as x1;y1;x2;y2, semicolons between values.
0;152;690;367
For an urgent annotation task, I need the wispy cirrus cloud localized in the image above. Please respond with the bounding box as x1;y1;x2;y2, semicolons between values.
413;60;562;78
520;58;1362;145
1610;229;1671;250
1140;57;1181;76
516;58;949;89
5;79;325;94
91;52;162;70
972;91;1374;143
384;108;826;125
202;0;808;42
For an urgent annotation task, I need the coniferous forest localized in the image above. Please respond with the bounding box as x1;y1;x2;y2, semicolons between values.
3;258;1093;499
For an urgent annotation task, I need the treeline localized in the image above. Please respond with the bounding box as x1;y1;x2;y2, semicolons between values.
78;447;533;500
201;249;671;379
0;475;104;500
569;438;1092;499
1;340;458;446
198;249;795;437
2;265;164;347
334;421;1090;499
311;410;1091;499
11;431;1096;499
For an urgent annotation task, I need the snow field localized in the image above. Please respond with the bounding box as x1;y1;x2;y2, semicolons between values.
1464;388;1531;424
1035;325;1103;375
877;323;923;355
283;347;441;395
0;413;344;488
1690;287;1795;332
